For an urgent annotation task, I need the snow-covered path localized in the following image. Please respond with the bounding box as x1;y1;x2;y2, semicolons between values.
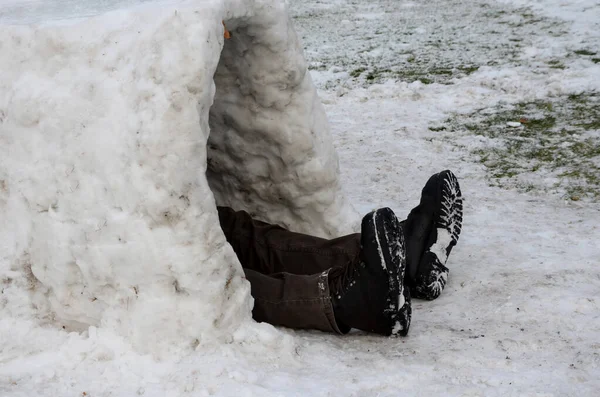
288;0;600;393
1;0;600;395
290;89;600;395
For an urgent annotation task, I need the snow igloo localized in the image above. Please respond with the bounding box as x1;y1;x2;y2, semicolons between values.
0;0;358;352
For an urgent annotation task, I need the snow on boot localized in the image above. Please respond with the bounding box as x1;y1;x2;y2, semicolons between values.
331;208;411;336
404;170;463;300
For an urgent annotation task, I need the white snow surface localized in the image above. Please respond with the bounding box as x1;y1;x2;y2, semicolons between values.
430;228;452;265
2;0;600;395
0;0;356;357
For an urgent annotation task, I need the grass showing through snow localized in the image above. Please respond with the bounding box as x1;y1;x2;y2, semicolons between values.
291;0;600;203
293;1;571;87
436;92;600;201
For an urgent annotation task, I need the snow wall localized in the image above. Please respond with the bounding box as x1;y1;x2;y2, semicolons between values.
0;0;358;353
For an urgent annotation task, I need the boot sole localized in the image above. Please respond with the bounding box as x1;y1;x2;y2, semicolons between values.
430;170;463;263
414;170;463;300
366;208;411;336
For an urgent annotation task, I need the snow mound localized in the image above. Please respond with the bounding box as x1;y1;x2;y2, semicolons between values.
0;0;357;353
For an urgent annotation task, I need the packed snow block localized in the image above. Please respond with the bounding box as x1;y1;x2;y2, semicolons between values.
208;7;357;236
0;0;357;352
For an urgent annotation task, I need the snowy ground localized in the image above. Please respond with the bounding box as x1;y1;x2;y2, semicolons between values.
2;0;600;396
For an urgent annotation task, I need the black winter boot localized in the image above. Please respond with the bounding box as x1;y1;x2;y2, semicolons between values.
331;208;411;336
403;170;463;300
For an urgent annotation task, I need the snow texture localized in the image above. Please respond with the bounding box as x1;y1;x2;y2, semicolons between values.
0;0;357;355
208;7;356;236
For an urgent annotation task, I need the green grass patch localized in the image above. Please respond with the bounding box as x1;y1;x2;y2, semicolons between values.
574;49;597;56
437;92;600;200
349;64;481;85
547;59;566;69
349;67;366;78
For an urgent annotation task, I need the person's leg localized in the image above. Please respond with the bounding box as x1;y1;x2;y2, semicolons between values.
243;268;346;333
217;206;411;336
402;170;463;300
217;206;361;276
331;208;411;336
217;206;359;334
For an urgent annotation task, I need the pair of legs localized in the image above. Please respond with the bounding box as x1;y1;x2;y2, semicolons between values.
218;170;463;336
217;206;360;334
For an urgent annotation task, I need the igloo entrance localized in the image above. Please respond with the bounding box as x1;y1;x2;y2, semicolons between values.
0;0;357;352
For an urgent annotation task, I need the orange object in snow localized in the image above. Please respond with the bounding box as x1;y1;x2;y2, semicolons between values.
223;21;231;39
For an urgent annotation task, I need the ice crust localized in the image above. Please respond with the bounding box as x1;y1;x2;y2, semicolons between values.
0;0;357;352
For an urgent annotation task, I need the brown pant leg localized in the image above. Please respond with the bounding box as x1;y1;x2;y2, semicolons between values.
217;207;358;334
243;269;345;333
217;206;361;275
